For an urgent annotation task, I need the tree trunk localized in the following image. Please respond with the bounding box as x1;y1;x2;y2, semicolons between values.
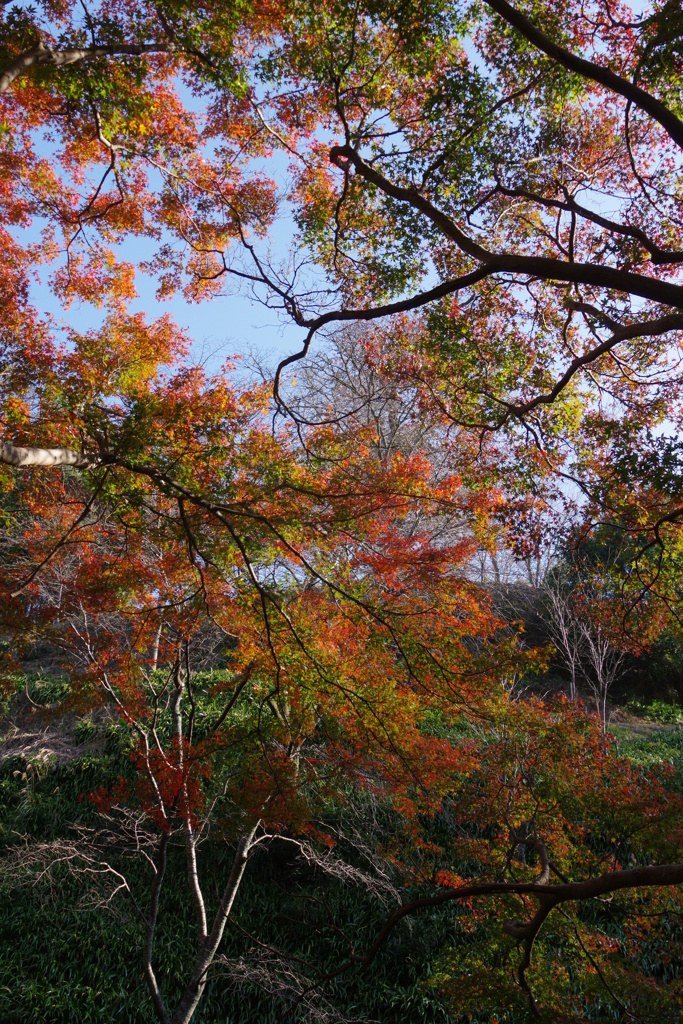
170;827;259;1024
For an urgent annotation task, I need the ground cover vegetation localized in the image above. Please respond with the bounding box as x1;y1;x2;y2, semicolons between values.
1;1;683;1021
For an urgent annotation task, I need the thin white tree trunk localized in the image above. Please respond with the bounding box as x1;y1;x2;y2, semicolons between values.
170;826;260;1024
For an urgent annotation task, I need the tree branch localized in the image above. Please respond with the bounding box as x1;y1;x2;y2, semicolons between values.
324;862;683;991
273;265;492;408
0;40;178;95
0;441;100;468
503;311;683;419
493;180;683;265
171;825;260;1024
482;0;683;151
143;831;172;1024
329;145;683;308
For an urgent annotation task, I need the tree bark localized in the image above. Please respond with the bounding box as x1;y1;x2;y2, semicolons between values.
0;40;178;95
170;826;259;1024
0;441;98;468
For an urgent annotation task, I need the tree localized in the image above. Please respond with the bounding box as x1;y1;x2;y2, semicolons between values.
543;567;629;726
579;613;627;730
543;570;584;702
1;342;523;1021
5;0;680;595
1;2;683;1021
266;0;683;598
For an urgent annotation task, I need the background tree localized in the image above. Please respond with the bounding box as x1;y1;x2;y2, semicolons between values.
542;569;584;702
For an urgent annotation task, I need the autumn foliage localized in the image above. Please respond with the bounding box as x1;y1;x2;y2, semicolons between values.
1;1;683;1022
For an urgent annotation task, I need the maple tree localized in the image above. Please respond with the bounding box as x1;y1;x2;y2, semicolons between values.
0;345;532;1023
1;1;683;1022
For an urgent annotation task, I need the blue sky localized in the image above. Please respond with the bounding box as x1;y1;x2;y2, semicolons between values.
18;69;313;382
25;200;309;380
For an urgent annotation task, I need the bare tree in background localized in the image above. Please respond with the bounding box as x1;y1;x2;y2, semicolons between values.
543;571;627;727
543;572;585;701
579;618;627;733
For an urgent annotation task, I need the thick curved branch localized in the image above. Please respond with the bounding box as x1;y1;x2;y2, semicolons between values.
503;311;683;419
0;40;178;95
510;833;551;885
300;861;682;1020
482;0;683;151
330;144;490;261
273;265;492;406
329;145;683;309
339;862;683;972
0;441;99;468
503;896;555;1018
494;180;683;266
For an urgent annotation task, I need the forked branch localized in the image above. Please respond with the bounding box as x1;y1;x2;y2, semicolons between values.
316;862;683;1018
329;145;683;309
